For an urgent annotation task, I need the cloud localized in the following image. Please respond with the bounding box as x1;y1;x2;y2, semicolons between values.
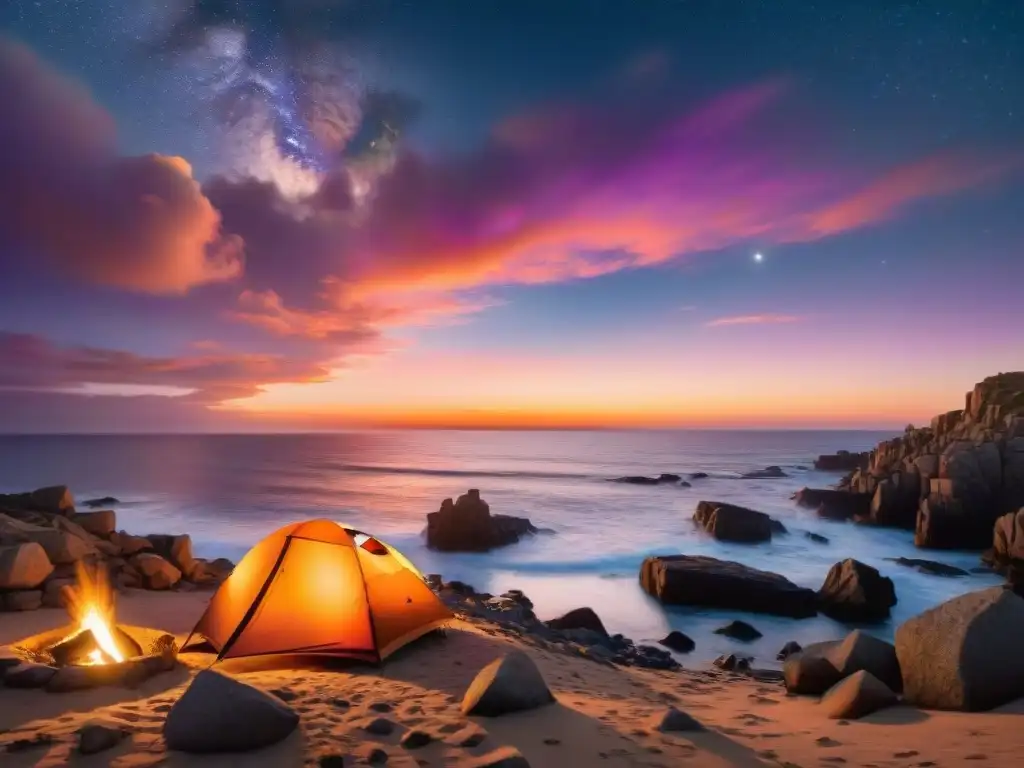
0;37;244;294
0;332;331;403
705;314;803;327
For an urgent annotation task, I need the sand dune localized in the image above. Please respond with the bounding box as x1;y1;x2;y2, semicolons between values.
1;590;1021;767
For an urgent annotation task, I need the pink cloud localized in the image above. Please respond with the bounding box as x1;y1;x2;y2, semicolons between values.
0;37;243;294
705;314;803;327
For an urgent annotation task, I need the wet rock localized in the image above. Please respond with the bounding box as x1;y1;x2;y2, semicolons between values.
693;500;774;543
783;642;843;695
713;654;752;672
658;630;695;653
640;555;818;618
0;542;54;590
886;557;969;577
824;630;902;693
427;490;538;552
690;472;709;480
793;488;872;520
896;586;1024;711
776;641;802;661
655;706;705;732
815;452;869;472
805;531;830;544
461;650;556;717
987;508;1024;574
818;559;897;623
163;669;300;752
821;670;898;719
82;496;119;509
713;620;762;642
741;465;788;479
77;721;127;755
545;607;607;636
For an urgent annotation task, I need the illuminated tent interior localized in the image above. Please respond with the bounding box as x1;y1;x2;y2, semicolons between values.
182;520;452;662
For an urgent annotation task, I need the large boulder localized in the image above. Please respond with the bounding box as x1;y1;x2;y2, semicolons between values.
820;671;898;719
461;651;556;717
814;451;869;472
72;510;116;538
793;488;871;521
824;630;902;692
0;513;97;564
866;470;920;529
131;553;182;590
545;607;607;636
692;501;773;543
895;586;1024;711
0;485;75;516
986;508;1024;575
915;493;993;549
426;490;538;552
0;542;54;589
639;555;817;618
146;534;197;579
163;670;300;752
818;559;897;623
783;641;843;694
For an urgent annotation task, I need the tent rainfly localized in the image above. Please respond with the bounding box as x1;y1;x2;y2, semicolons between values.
182;519;452;662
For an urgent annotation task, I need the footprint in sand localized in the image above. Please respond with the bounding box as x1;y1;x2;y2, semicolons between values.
816;737;842;747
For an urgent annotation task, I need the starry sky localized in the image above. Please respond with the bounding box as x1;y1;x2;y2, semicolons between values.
0;0;1022;432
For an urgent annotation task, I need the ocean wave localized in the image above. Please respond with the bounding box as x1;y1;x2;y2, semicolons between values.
311;462;599;481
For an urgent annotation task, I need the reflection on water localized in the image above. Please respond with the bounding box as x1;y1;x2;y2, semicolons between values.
0;431;1002;664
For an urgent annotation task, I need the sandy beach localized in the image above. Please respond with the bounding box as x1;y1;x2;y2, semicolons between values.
2;590;1022;768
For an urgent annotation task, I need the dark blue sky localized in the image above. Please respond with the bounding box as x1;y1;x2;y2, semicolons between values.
0;0;1022;430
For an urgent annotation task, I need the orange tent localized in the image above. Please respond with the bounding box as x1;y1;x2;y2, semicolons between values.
183;520;452;662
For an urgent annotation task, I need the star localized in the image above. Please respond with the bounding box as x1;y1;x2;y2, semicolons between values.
753;252;764;263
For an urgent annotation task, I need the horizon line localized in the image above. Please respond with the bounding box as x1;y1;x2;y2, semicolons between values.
0;426;904;436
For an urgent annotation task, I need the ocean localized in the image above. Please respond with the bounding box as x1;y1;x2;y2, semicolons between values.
0;430;1001;667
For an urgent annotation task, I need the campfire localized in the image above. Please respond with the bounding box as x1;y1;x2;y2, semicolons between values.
48;562;144;667
11;562;179;693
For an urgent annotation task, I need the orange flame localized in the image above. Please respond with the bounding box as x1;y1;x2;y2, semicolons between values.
62;562;125;664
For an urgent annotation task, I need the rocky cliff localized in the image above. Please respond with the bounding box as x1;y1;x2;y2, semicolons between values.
839;372;1024;549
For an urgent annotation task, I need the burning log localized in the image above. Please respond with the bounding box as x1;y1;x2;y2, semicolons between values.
49;626;142;667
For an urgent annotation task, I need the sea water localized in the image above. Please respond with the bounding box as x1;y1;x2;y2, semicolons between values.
0;431;1001;667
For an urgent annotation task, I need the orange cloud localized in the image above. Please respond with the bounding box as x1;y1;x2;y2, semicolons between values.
705;314;803;327
0;37;243;294
806;152;1023;236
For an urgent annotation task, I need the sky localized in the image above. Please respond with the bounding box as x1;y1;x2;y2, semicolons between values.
0;0;1022;432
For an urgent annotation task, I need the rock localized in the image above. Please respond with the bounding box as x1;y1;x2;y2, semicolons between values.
0;485;75;515
988;508;1024;574
777;641;802;661
815;452;869;472
741;465;788;479
783;643;843;695
793;488;872;520
713;620;762;641
805;531;829;544
690;472;709;480
461;650;556;717
467;747;531;768
692;501;774;543
0;542;53;589
915;493;993;549
3;662;59;688
818;559;897;623
111;531;152;556
71;510;116;538
658;630;695;653
545;607;607;636
886;557;969;577
658;473;683;484
426;490;538;552
640;555;818;618
146;534;197;579
40;577;73;609
163;669;300;752
82;496;120;508
77;721;127;755
713;653;751;672
821;671;898;719
895;586;1024;711
1;589;42;611
363;717;395;735
824;630;902;692
612;475;661;485
0;515;96;564
130;553;181;590
189;557;234;586
655;706;705;732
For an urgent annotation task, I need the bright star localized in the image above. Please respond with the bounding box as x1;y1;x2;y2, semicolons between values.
753;252;764;262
